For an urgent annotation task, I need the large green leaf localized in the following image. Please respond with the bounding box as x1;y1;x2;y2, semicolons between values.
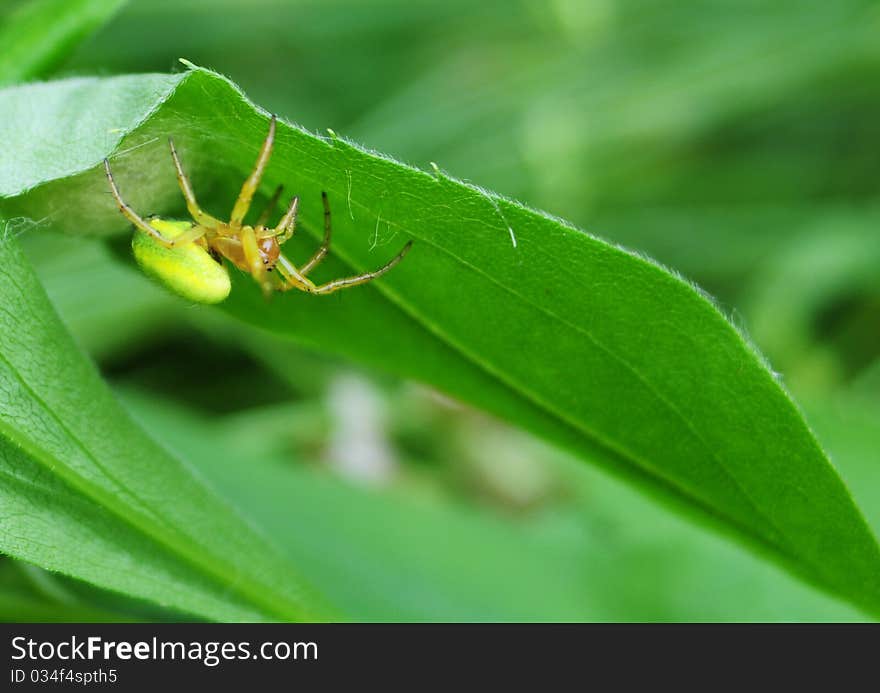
2;66;879;616
0;234;331;622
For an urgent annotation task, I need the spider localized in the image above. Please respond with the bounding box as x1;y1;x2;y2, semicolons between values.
103;115;412;303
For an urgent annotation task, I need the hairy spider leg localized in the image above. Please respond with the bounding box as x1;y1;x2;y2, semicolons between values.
308;241;412;294
299;191;333;276
271;193;412;294
268;195;299;244
104;159;207;247
230;115;277;227
168;139;221;227
255;184;284;228
273;254;313;292
274;239;413;295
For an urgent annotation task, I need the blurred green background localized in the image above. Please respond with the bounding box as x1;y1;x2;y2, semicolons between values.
3;0;880;621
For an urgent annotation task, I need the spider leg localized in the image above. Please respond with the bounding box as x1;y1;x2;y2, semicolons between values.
274;240;413;295
164;223;209;246
274;254;315;292
267;195;299;244
230;115;277;227
104;159;176;246
240;225;275;297
299;191;332;276
311;241;412;294
168;139;221;227
255;184;283;228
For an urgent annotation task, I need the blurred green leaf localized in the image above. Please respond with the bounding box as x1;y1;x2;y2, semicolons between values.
743;216;880;395
2;66;880;617
0;233;331;622
0;0;128;87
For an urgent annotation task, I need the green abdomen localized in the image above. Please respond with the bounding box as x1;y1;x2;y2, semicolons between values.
132;218;231;304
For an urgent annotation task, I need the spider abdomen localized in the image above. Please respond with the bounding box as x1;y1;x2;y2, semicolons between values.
132;218;231;304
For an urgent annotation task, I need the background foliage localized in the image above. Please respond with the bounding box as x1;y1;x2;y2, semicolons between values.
1;0;879;621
